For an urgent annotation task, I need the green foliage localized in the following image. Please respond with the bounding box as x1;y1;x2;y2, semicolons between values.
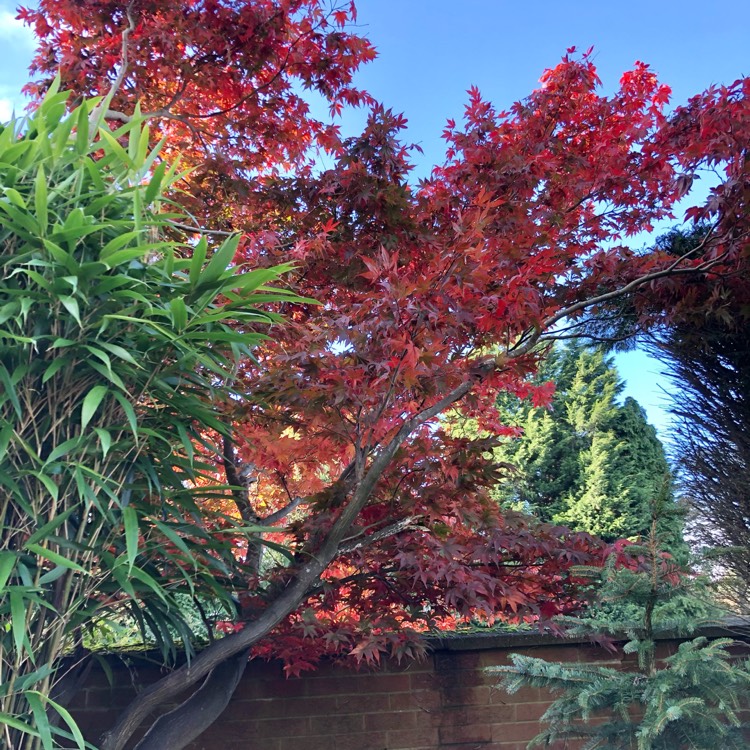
491;343;682;547
0;85;300;749
493;494;750;750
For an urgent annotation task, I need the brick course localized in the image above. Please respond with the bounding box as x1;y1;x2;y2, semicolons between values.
69;628;747;750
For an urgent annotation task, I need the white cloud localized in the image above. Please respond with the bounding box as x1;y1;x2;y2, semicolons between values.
0;9;35;48
0;97;17;122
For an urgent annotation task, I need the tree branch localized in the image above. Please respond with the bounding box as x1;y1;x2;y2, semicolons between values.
221;433;259;527
88;3;135;131
337;516;419;555
98;372;486;750
542;250;725;332
131;649;250;750
262;496;303;526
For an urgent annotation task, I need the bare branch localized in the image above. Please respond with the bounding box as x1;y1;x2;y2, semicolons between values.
102;109;131;123
167;221;236;237
88;3;135;131
542;251;724;331
338;516;420;555
221;433;259;527
262;496;303;526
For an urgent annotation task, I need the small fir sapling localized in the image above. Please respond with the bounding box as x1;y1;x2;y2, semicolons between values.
492;491;750;750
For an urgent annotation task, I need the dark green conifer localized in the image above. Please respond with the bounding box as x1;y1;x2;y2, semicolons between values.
492;343;680;547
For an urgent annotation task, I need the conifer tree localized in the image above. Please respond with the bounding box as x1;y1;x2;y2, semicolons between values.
493;493;750;750
491;343;679;545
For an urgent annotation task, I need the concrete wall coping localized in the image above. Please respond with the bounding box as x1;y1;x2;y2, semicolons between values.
427;616;750;652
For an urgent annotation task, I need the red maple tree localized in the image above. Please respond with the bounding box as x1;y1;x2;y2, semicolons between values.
19;3;750;749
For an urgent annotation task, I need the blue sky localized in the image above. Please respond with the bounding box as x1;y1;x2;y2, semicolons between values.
1;0;748;434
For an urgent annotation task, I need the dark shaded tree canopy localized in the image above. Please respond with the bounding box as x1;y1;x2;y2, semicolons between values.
660;302;750;609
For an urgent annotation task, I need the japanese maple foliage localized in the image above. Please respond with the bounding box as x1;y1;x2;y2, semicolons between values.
242;432;606;676
19;2;750;748
20;0;375;226
577;75;750;332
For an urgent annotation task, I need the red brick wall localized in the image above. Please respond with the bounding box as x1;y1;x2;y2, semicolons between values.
71;635;635;750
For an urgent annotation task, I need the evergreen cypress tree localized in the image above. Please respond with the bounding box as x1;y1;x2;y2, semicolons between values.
492;494;750;750
492;344;680;546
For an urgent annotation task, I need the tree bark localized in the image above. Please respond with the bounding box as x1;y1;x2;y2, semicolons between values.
132;650;250;750
99;372;483;750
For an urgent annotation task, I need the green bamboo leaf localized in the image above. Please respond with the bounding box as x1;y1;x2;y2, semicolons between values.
175;422;195;464
50;338;77;349
103;314;178;342
153;519;194;559
59;295;81;326
39;565;74;586
0;551;16;590
26;508;78;547
84;345;113;372
10;590;28;656
3;187;27;208
189;236;208;287
133;179;143;232
98;341;140;366
92;653;115;687
128;114;142;162
9;267;52;291
40;71;62;99
100;247;149;268
256;538;295;562
0;364;21;418
0;139;33;165
42;356;69;383
128;564;168;603
112;391;138;435
123;506;139;572
28;579;62;599
82;155;106;190
110;564;136;599
34;165;48;234
61;207;85;233
230;264;294;293
169;297;188;331
94;427;112;458
0;714;39;739
26;692;53;750
43;694;87;749
44;436;84;465
0;199;39;235
19;296;33;323
43;240;76;271
75;100;90;154
14;665;53;693
99;230;142;259
144;160;168;205
0;300;20;325
29;471;59;501
136;121;150;165
87;360;126;389
97;126;134;169
0;329;38;345
25;543;88;574
0;422;13;461
81;385;108;430
197;234;241;287
52;110;76;157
